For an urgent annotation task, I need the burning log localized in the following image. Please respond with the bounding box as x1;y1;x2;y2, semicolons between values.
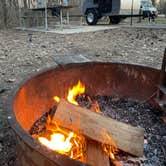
53;99;144;157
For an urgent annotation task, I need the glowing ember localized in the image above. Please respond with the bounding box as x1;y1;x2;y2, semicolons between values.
38;132;74;154
103;144;116;160
110;152;115;160
67;80;85;105
87;96;101;113
53;96;60;103
91;101;101;113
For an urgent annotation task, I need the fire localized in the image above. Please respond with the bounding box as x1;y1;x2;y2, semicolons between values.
91;101;101;113
103;144;115;160
67;80;85;105
110;152;115;160
102;130;118;160
87;96;101;113
53;96;60;103
38;132;74;154
39;81;86;159
38;117;86;160
37;80;117;161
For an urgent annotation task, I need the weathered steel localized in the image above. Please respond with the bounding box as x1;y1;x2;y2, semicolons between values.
153;49;166;111
159;48;166;86
7;62;160;166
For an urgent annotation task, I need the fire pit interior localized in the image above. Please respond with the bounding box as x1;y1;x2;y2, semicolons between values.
8;62;166;166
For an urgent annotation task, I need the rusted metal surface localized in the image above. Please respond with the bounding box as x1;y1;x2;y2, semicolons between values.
7;62;161;166
152;49;166;111
159;48;166;86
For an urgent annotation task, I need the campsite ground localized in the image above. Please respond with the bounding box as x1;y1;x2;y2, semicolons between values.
0;27;166;165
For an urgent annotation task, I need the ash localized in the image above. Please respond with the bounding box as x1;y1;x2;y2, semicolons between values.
76;95;166;166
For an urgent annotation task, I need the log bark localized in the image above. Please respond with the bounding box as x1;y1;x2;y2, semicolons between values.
53;99;144;157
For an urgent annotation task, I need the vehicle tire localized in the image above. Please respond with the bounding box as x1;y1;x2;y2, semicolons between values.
86;9;98;25
109;16;121;24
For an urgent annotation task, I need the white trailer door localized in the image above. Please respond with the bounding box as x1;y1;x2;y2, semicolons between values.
120;0;141;15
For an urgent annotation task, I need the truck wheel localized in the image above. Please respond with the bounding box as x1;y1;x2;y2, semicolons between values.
109;16;121;24
86;9;98;25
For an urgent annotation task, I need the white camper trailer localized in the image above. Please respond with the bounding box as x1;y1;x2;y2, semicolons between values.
82;0;141;25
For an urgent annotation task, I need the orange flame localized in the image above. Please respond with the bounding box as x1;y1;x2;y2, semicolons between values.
38;117;86;159
38;132;74;154
67;80;85;105
103;145;115;160
44;81;86;158
38;81;117;161
102;130;118;160
53;96;60;103
87;96;101;113
92;101;101;113
66;81;117;159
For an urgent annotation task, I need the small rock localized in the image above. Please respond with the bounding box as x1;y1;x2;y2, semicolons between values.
111;97;120;102
7;78;16;83
144;139;148;144
95;54;100;57
0;88;6;94
41;45;47;48
154;149;158;155
0;56;6;60
129;107;137;113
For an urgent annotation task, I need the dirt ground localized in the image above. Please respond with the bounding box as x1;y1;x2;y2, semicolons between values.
0;27;166;165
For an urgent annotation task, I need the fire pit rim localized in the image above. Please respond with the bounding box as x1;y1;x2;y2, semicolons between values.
6;61;160;166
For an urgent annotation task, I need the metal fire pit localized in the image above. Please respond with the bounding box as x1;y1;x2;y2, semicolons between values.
7;62;160;166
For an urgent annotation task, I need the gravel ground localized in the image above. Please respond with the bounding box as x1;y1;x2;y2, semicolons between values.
0;27;166;165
